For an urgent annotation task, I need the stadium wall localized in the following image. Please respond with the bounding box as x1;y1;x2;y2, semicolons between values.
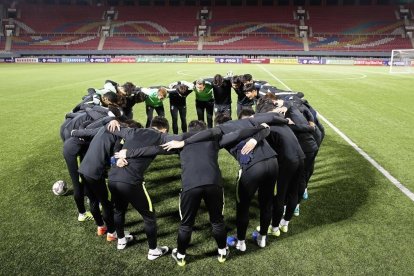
0;49;393;59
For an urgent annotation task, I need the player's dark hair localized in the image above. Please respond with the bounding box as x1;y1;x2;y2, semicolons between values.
103;92;118;105
121;82;136;96
238;109;256;119
188;120;207;132
108;105;122;118
256;97;276;114
120;119;143;129
231;75;242;86
215;113;232;125
263;92;278;101
177;84;188;95
150;116;169;132
243;83;256;93
242;74;253;83
213;74;224;86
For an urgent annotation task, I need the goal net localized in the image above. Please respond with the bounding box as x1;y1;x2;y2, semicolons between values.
389;49;414;74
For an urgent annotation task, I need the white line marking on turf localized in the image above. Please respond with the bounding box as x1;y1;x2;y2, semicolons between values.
258;64;414;202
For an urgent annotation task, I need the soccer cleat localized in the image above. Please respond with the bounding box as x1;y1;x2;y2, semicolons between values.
279;223;288;233
256;225;280;237
269;226;281;237
171;248;186;266
303;189;309;200
217;247;230;263
117;234;133;250
78;211;93;222
294;205;300;217
97;225;107;236
107;232;117;242
236;240;246;252
256;233;266;248
148;246;169;261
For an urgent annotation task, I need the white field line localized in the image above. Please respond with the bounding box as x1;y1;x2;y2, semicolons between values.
258;64;414;202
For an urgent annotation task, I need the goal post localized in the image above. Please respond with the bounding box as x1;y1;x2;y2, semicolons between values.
389;49;414;74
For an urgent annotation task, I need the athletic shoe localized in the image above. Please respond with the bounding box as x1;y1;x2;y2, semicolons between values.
78;211;93;222
269;226;281;237
97;225;107;236
117;234;134;250
148;246;169;261
303;189;309;200
294;205;300;217
256;233;266;248
217;247;230;263
107;232;117;242
279;223;288;233
256;225;280;237
171;248;186;266
236;240;246;252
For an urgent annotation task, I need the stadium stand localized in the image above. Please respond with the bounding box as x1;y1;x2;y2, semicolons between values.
17;4;106;34
308;6;402;35
103;35;198;50
11;35;99;50
3;3;412;53
113;6;199;34
308;34;412;52
209;6;296;35
0;36;6;51
202;35;303;51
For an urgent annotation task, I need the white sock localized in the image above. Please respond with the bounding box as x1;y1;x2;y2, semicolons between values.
118;237;126;243
218;248;227;255
149;248;160;254
177;252;185;259
272;226;279;231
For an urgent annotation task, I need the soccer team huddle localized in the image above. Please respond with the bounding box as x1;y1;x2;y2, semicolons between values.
60;72;324;266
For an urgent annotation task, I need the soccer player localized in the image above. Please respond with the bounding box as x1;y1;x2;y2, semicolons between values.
231;75;254;117
256;99;306;234
167;81;193;134
123;120;270;265
73;124;124;241
264;94;319;217
106;116;170;259
205;74;232;119
193;79;215;128
62;93;121;222
164;113;283;252
142;87;168;128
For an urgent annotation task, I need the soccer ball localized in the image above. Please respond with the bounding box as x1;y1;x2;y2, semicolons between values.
52;180;68;196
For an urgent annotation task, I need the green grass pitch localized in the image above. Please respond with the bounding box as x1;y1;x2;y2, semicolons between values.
0;63;413;275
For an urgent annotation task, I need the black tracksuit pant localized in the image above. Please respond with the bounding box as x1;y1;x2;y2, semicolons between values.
177;185;226;255
272;159;304;224
81;175;115;233
170;105;187;134
63;137;89;214
109;180;158;249
145;105;165;128
195;100;214;128
298;150;318;202
236;158;278;240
